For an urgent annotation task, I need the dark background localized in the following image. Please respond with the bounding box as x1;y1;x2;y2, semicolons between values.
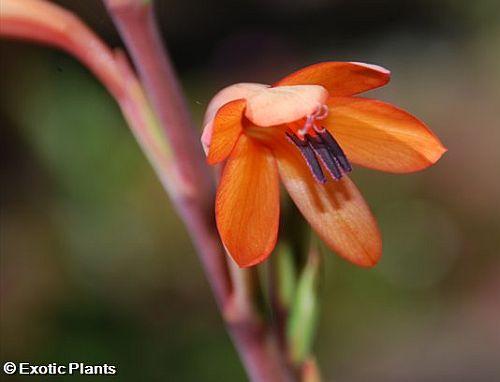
1;0;499;381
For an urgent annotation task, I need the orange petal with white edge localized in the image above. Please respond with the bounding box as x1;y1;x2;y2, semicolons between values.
206;99;246;164
203;83;268;126
272;137;381;267
275;62;390;96
216;134;280;267
245;85;329;127
324;97;447;173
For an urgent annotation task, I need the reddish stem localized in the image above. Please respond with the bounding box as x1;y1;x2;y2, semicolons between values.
103;1;295;381
103;0;230;307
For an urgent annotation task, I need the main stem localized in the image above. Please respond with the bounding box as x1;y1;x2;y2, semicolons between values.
104;0;228;307
103;1;294;380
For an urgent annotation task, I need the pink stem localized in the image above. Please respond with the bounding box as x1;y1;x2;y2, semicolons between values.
103;1;295;381
103;0;230;308
103;1;210;195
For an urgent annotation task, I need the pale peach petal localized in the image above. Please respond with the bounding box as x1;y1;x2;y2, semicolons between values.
216;135;280;267
201;121;214;155
245;85;329;127
324;97;447;173
203;83;268;126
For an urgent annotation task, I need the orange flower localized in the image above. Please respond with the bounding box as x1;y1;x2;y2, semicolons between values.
202;62;446;268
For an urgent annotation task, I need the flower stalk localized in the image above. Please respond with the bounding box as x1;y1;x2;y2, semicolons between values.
102;0;233;308
101;2;299;380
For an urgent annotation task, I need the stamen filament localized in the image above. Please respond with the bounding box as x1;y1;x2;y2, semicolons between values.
298;104;329;137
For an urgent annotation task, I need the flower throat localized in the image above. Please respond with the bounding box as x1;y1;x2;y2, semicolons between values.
286;106;352;183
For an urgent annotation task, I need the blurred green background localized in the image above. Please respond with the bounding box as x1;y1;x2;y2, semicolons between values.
1;0;499;381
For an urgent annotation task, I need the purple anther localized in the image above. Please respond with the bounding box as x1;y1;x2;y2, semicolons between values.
286;131;326;183
317;129;352;173
307;135;342;180
285;128;352;184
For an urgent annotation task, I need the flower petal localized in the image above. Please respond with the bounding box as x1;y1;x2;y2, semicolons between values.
272;137;381;267
216;134;280;267
203;83;268;126
324;97;447;173
245;85;329;127
275;62;390;96
206;99;246;164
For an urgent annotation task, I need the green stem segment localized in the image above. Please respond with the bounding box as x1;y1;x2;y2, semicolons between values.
287;244;321;366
